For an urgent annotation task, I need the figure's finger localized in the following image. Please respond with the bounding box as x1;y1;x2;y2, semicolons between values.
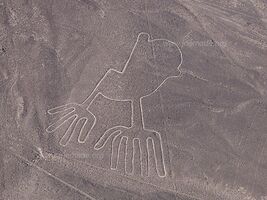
111;132;122;170
147;137;157;176
125;137;134;174
116;136;127;172
132;138;141;175
47;104;74;115
46;111;76;133
69;117;87;142
76;118;88;143
94;127;123;150
140;139;148;177
150;133;166;177
59;115;78;146
78;116;96;143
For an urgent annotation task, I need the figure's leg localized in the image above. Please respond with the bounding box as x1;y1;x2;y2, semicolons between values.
131;99;144;129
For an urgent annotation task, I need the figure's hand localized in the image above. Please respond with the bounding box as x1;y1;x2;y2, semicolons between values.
94;126;167;177
46;103;96;146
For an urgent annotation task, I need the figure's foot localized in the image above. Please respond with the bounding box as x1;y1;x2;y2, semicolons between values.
46;103;96;146
94;126;167;178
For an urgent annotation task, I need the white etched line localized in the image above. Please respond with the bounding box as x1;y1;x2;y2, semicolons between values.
46;110;76;133
7;149;97;200
46;32;184;178
156;131;167;178
97;33;183;177
76;117;88;143
151;133;166;177
121;136;128;173
110;131;122;170
133;138;141;174
69;117;85;142
85;110;97;140
77;112;97;143
47;104;75;115
146;137;152;176
125;136;134;175
112;133;124;170
115;136;127;171
140;138;148;177
94;126;126;150
59;114;78;146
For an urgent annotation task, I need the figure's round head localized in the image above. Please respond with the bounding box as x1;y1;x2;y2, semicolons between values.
134;33;182;77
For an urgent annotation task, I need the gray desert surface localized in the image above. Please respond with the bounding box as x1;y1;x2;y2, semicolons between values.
0;0;267;199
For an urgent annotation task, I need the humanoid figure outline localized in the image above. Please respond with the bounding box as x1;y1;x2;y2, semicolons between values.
46;32;183;178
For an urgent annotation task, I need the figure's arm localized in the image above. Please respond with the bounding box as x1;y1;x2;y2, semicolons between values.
80;84;100;109
81;69;121;109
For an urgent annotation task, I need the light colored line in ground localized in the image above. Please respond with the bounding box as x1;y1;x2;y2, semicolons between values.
4;138;201;200
63;154;201;200
5;148;97;200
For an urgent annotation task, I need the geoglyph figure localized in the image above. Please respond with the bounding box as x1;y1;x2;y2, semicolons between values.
46;32;183;177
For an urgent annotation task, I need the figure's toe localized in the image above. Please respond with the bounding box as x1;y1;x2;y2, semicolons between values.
94;127;124;150
110;132;123;170
132;138;141;175
140;139;149;177
148;134;166;177
125;137;134;174
118;136;128;172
